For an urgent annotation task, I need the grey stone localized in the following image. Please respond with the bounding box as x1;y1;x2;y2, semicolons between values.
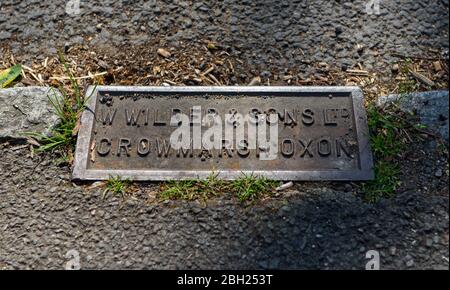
0;31;12;40
406;259;415;268
377;91;449;142
389;246;397;256
0;87;62;141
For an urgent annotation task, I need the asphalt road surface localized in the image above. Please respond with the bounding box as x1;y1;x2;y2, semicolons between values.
0;0;448;269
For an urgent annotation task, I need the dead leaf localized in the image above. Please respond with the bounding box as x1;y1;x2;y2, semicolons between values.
157;48;171;58
433;61;443;72
248;76;261;86
409;68;435;87
72;118;81;136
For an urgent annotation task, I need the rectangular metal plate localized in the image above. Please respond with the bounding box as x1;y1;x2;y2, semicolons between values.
73;86;374;181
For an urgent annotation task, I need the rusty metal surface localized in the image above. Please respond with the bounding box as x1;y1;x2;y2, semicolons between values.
73;86;374;181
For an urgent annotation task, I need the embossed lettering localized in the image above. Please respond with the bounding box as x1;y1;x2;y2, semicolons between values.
336;139;353;158
323;108;338;126
97;138;111;156
137;138;150;156
99;109;117;125
117;138;131;157
284;109;297;126
154;109;167;126
281;138;294;157
156;138;171;157
299;139;313;157
318;138;332;156
302;108;314;125
125;109;141;126
237;139;250;157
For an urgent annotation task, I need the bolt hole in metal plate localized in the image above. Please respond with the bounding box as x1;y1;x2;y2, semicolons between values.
72;86;374;181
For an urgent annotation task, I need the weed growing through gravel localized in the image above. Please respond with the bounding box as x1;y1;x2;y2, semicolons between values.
398;80;418;95
103;176;131;199
26;52;95;161
397;59;420;95
363;102;425;202
159;173;278;202
231;173;278;202
159;173;224;201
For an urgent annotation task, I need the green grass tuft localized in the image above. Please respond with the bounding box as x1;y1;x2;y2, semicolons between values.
25;52;96;159
398;80;418;95
366;104;407;158
363;161;401;203
397;58;419;95
159;173;224;201
103;176;131;199
363;103;424;202
231;173;278;202
159;173;278;202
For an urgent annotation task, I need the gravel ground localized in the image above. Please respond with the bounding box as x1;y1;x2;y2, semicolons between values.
1;0;449;69
0;141;448;270
0;0;449;269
